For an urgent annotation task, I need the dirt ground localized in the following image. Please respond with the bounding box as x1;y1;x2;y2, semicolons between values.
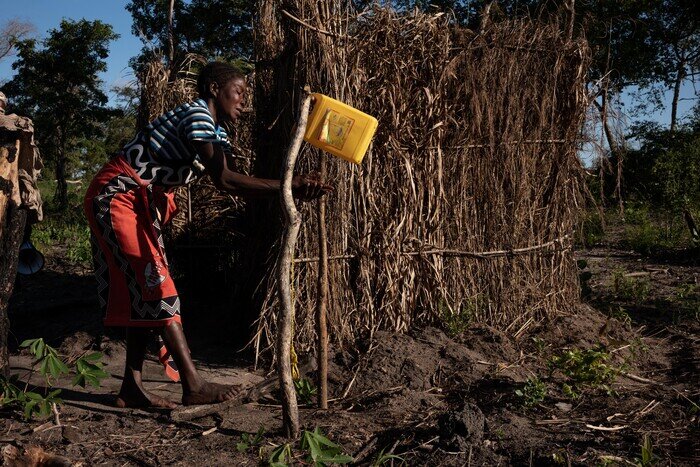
2;240;698;466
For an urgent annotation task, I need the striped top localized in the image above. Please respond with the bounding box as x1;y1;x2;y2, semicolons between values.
121;98;232;187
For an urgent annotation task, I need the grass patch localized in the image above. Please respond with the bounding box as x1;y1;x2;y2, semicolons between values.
612;269;651;303
32;179;91;265
576;209;605;248
622;205;689;255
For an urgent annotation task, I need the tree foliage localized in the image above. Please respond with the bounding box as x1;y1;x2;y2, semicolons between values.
624;120;700;213
2;19;118;209
127;0;253;66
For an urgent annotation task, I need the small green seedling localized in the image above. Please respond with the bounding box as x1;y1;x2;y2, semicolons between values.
515;377;547;407
294;378;318;405
637;434;656;467
237;426;266;452
300;427;353;466
268;442;292;467
531;337;547;354
371;447;404;466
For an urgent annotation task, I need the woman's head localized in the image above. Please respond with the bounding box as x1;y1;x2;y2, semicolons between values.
197;61;246;123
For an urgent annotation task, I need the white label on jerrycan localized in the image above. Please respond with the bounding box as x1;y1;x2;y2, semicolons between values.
318;109;355;150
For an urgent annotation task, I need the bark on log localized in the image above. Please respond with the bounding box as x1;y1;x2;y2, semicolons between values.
0;204;26;376
277;89;312;438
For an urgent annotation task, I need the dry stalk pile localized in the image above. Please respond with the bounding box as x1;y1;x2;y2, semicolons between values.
252;6;590;356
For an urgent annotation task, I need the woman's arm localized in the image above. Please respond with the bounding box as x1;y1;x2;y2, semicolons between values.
192;140;332;199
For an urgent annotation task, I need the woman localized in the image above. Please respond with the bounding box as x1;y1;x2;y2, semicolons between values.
84;62;331;408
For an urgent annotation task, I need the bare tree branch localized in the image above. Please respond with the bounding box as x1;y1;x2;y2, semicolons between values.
0;19;34;62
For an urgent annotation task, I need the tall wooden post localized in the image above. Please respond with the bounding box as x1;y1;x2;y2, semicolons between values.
277;89;312;438
316;157;329;409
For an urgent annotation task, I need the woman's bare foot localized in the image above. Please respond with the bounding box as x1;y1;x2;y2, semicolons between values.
182;381;240;406
115;386;177;409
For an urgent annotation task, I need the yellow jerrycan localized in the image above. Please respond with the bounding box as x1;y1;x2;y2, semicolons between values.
304;93;378;164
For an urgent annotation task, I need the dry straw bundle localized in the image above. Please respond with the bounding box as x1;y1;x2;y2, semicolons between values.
251;4;590;357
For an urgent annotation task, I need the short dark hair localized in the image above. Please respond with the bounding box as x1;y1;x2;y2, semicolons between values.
197;62;245;99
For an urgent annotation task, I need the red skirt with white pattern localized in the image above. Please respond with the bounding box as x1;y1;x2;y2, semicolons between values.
84;154;181;328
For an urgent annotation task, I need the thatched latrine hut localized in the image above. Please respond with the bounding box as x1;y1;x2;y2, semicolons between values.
142;4;590;361
247;4;590;359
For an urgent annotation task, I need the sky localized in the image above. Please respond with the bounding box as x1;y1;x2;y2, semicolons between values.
0;0;142;101
0;0;697;132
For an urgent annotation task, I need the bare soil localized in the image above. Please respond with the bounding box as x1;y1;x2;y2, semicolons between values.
2;241;698;466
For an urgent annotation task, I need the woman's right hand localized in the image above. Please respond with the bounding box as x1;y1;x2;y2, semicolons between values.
292;173;334;201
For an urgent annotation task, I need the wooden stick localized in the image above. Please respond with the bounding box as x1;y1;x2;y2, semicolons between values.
294;254;355;264
277;88;312;438
280;9;342;39
316;157;329;410
402;237;569;259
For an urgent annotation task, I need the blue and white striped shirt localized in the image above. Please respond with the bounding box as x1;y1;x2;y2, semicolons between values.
121;98;232;186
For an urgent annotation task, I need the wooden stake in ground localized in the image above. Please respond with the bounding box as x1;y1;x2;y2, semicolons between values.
316;156;329;410
277;88;313;438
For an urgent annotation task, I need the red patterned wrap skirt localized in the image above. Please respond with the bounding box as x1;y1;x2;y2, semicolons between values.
84;155;181;328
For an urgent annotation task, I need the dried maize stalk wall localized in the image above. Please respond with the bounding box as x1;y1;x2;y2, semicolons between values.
251;5;590;356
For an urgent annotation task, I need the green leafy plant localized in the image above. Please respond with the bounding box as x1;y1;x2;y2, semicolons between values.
72;352;109;388
440;296;483;337
268;443;292;467
673;283;700;321
0;375;63;420
637;434;656;467
531;337;547;355
237;426;265;453
0;338;108;419
549;346;618;398
294;378;318;405
371;447;404;466
300;427;353;466
0;375;24;406
21;389;63;420
21;338;70;384
607;306;632;326
261;427;353;467
515;377;547;407
32;216;92;265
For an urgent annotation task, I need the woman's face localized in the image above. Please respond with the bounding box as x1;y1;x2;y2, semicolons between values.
213;77;246;123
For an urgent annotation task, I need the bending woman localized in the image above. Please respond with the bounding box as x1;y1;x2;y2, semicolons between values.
84;62;331;408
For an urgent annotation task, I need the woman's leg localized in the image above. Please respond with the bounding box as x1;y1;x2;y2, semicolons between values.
116;327;177;409
160;321;239;405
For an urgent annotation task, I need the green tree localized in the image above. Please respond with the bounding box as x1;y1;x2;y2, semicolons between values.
127;0;253;67
624;120;700;211
2;19;118;209
74;86;138;180
641;0;700;132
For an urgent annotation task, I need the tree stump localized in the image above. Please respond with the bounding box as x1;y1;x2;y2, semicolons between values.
0;137;25;376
